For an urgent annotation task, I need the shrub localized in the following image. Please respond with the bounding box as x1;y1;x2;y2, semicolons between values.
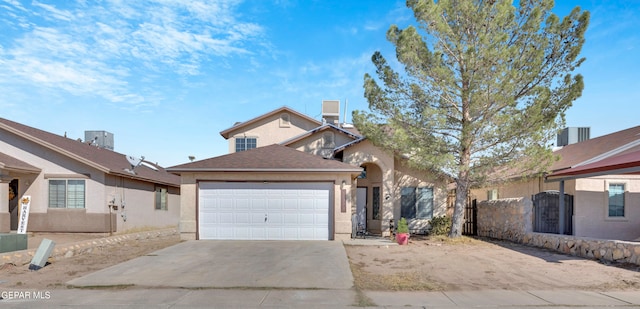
429;216;451;236
397;217;409;234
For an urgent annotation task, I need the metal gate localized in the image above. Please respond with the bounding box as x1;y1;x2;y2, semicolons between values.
463;199;477;236
532;191;573;235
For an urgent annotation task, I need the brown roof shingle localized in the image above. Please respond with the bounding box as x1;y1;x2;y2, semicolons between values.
168;144;362;173
0;153;41;173
549;148;640;180
551;125;640;172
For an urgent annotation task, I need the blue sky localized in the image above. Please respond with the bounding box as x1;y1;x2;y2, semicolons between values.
0;1;638;167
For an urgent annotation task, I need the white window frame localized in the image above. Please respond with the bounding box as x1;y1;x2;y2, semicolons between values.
400;186;434;220
487;189;499;200
235;136;257;152
155;186;168;210
605;180;627;220
48;179;86;209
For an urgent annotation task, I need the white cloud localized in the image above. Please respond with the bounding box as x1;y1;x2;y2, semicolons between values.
0;0;265;107
31;1;74;21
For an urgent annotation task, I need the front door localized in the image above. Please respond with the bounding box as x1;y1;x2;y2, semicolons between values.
9;179;18;230
356;187;367;231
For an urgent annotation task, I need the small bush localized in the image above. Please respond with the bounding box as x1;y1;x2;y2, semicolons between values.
397;217;409;234
429;216;451;236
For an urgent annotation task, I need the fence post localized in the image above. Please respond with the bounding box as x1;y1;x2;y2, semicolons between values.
559;181;565;235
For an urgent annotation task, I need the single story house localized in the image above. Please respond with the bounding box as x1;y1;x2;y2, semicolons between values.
169;103;450;241
0;117;180;233
472;126;640;241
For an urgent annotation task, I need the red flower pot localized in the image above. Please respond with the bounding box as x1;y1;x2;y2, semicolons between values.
396;233;409;245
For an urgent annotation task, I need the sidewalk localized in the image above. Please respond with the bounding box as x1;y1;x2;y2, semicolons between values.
2;288;640;308
364;289;640;307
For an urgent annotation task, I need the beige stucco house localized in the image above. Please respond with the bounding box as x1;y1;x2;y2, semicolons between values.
169;103;450;241
471;126;640;241
0;118;180;234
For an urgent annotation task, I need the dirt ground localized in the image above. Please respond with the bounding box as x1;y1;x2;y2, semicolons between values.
0;232;182;290
3;233;640;292
346;236;640;291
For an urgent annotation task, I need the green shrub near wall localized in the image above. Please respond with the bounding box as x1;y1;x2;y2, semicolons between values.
429;216;452;236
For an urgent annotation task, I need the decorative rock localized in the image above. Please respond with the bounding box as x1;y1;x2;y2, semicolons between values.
612;249;624;261
64;250;74;258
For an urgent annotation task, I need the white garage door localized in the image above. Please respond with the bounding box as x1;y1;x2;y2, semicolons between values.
198;182;332;240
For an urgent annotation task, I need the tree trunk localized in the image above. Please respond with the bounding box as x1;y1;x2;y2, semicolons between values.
449;178;469;238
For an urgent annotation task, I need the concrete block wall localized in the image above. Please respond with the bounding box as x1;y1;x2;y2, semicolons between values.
476;198;640;266
476;197;533;243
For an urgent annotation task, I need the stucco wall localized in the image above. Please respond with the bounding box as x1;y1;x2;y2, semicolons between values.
104;175;180;233
343;140;395;236
178;171;354;241
0;133;179;233
342;141;450;235
393;159;449;233
469;177;569;202
225;111;319;153
572;176;640;240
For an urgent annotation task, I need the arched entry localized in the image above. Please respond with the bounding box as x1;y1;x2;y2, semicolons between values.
355;163;383;235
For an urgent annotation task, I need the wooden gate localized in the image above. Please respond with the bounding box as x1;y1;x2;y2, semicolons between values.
463;199;477;236
532;191;573;235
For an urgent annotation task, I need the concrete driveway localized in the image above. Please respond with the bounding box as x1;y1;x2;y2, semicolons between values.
67;240;354;290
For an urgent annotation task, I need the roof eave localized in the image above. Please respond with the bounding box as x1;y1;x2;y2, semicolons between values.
0;122;111;173
546;166;640;183
110;170;180;187
168;168;363;174
220;106;322;139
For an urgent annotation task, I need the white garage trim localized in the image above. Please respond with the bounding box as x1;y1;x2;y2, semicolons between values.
198;182;333;240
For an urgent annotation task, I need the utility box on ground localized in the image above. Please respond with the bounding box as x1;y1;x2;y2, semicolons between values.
0;233;28;253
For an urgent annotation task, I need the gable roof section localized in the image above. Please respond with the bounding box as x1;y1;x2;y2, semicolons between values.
0;152;41;174
220;106;322;139
168;144;362;173
551;125;640;172
0;118;180;187
279;123;362;147
547;149;640;181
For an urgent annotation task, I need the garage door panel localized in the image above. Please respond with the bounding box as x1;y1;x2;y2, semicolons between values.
219;198;236;209
218;213;235;224
235;213;250;224
316;214;329;224
267;199;283;210
268;213;284;224
199;182;331;240
250;213;265;224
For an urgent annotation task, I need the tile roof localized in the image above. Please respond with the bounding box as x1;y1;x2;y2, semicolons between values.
168;144;363;173
0;118;180;187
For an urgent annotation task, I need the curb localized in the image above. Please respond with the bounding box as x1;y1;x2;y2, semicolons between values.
0;228;179;266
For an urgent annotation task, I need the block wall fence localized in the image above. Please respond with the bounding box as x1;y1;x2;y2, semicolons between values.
477;198;640;266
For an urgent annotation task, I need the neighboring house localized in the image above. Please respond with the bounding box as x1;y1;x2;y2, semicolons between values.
471;126;640;241
169;103;450;241
0;118;180;234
